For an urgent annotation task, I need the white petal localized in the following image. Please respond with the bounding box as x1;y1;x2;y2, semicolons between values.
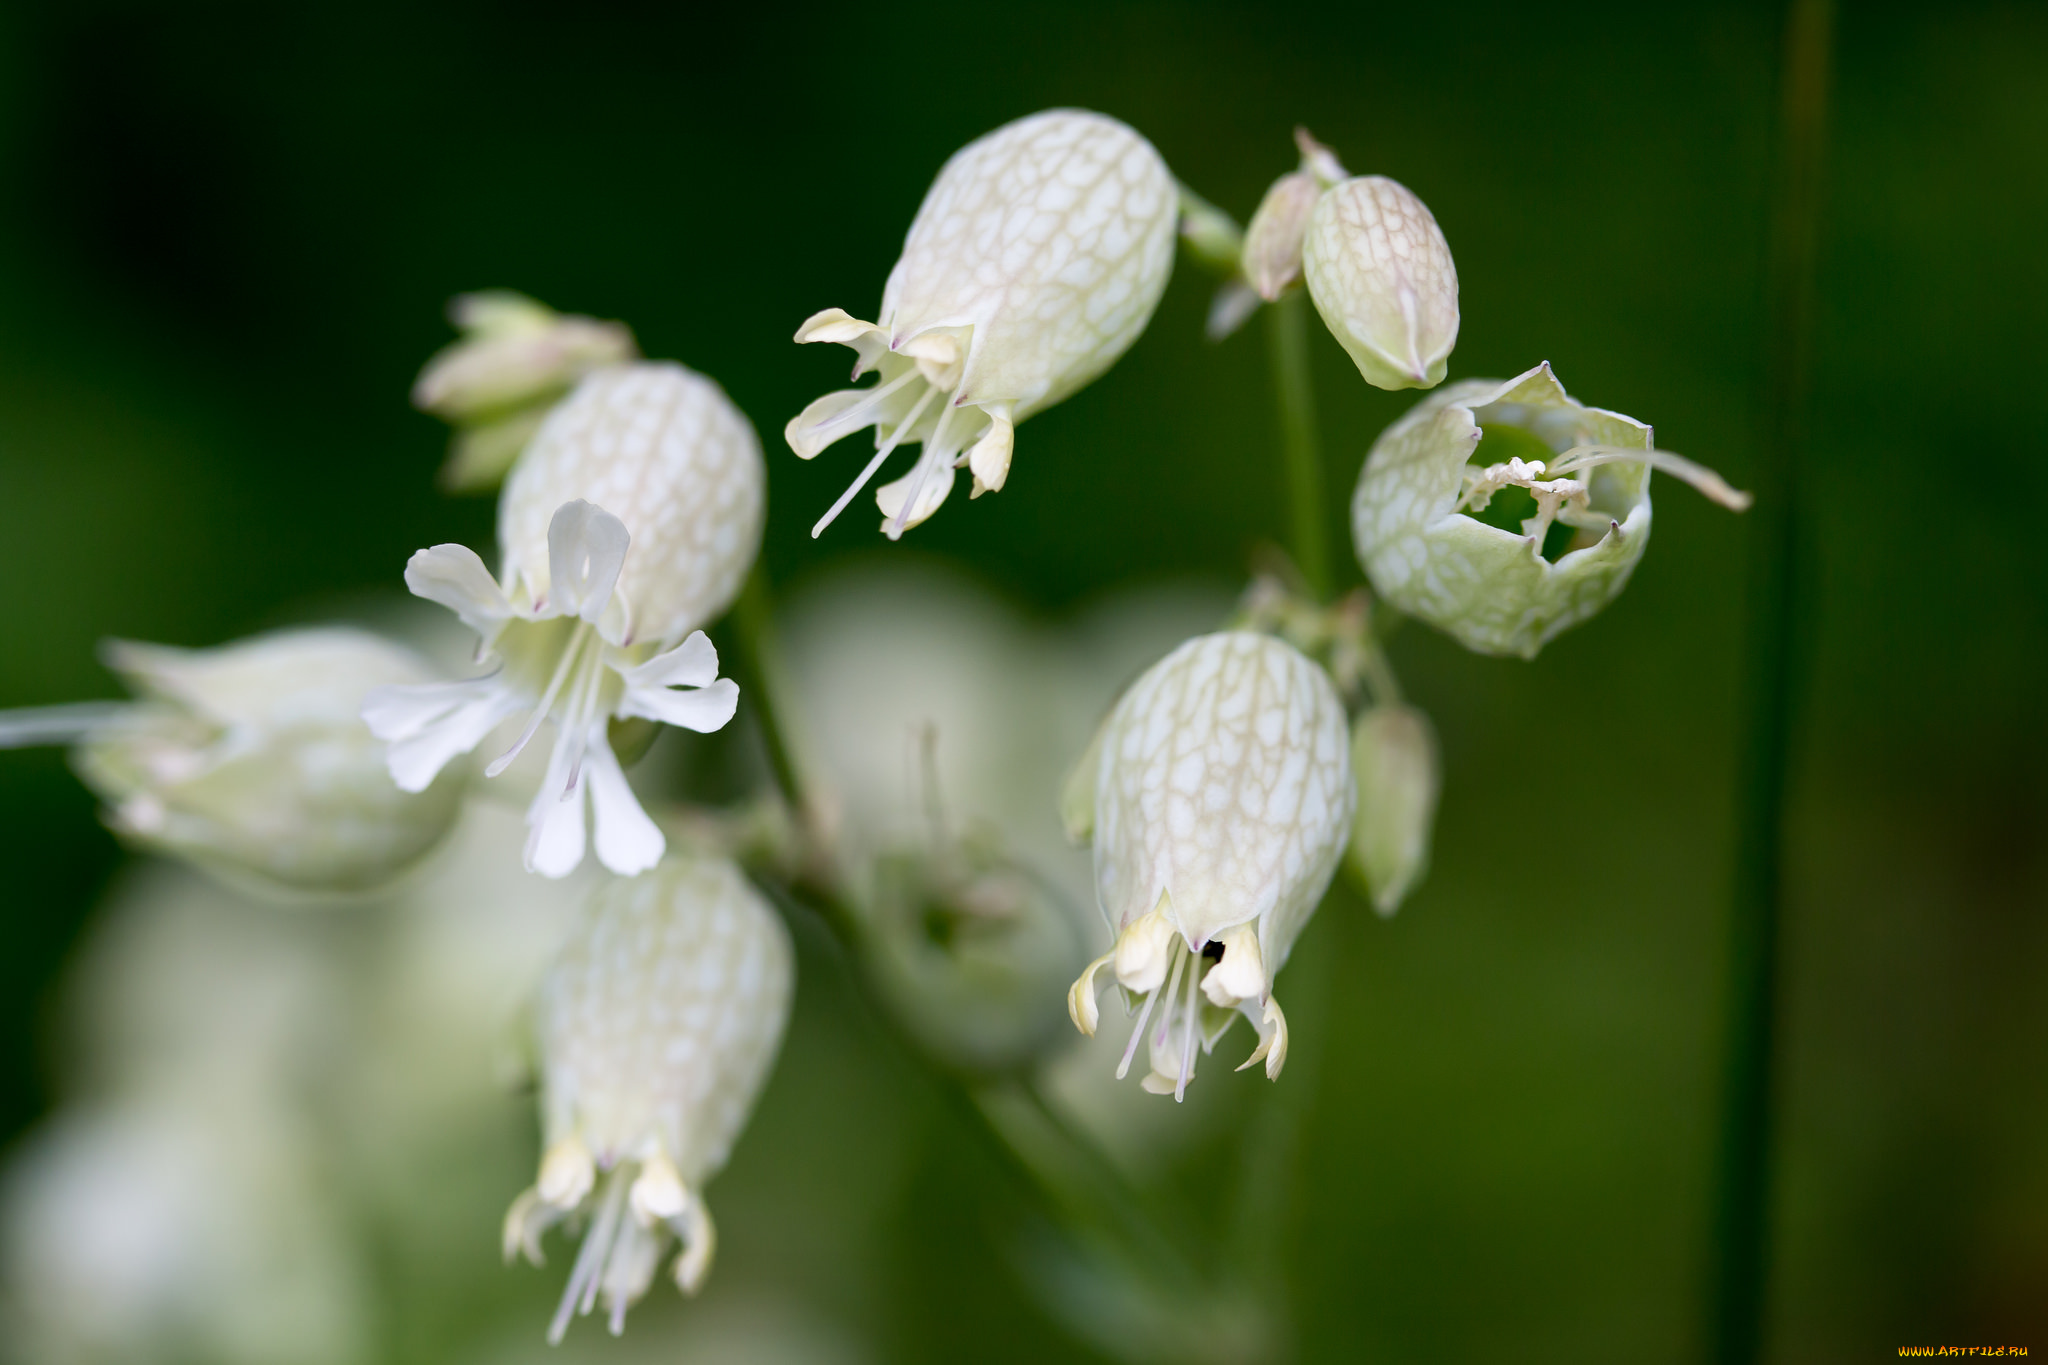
382;686;522;792
620;677;738;734
524;735;588;877
874;453;955;536
405;545;513;639
545;500;630;623
586;736;665;875
618;630;719;690
362;676;489;741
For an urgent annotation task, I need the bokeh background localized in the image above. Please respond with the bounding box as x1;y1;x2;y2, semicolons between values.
2;1;2044;1360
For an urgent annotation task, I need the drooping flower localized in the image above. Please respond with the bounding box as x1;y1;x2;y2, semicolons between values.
1347;704;1439;916
786;109;1178;539
504;857;792;1342
0;627;464;895
365;362;763;877
1302;171;1459;390
1350;362;1750;659
1064;632;1353;1098
413;291;639;492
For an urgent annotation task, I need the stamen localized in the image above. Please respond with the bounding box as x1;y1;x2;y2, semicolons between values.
808;366;922;439
1549;444;1753;511
1117;979;1161;1080
549;1165;628;1344
487;621;592;777
1174;939;1201;1102
1152;940;1189;1057
811;381;940;538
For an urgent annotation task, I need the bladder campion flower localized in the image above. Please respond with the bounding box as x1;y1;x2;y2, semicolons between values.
1350;362;1750;659
365;363;763;877
1063;632;1352;1099
503;857;792;1342
0;627;463;895
786;109;1177;539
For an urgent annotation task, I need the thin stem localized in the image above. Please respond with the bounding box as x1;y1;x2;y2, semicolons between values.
1265;291;1330;601
723;563;805;815
1709;1;1833;1362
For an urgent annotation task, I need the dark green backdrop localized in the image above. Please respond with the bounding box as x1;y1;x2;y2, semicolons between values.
2;1;2042;1359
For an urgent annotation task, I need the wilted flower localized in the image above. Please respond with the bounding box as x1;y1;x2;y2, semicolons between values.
787;109;1178;538
1065;632;1353;1098
1302;173;1459;390
414;291;639;492
0;627;463;895
366;363;764;877
1347;705;1439;916
1351;362;1750;659
504;857;792;1341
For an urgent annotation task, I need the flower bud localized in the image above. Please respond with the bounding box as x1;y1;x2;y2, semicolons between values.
1302;175;1459;390
1350;362;1751;658
787;109;1178;538
1065;632;1352;1098
15;628;468;896
1241;170;1320;302
1347;705;1439;916
504;856;792;1341
413;291;639;492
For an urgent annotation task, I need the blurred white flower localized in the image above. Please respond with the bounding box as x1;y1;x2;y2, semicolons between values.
413;291;639;493
1350;361;1750;658
0;627;462;896
787;109;1177;538
777;563;1089;1073
367;362;764;877
505;857;792;1342
0;1098;370;1365
0;861;368;1365
1065;632;1352;1098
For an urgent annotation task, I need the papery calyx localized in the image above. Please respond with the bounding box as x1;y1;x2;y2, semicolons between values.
1064;632;1352;1099
786;109;1178;539
502;858;792;1342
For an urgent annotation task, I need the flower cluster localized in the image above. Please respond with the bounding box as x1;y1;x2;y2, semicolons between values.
0;101;1758;1358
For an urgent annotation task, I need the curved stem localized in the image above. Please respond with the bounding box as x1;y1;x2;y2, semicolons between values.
1709;1;1833;1361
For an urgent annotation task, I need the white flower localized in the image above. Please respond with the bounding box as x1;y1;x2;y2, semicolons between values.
0;627;464;895
504;857;792;1342
1350;361;1750;658
786;109;1177;539
1064;632;1353;1099
365;362;764;878
1347;705;1439;916
1302;173;1459;390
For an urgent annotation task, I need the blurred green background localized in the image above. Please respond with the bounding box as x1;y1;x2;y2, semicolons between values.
2;0;2044;1359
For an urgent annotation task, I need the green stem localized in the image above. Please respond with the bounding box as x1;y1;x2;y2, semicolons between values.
724;563;805;813
1709;2;1832;1361
1266;291;1331;600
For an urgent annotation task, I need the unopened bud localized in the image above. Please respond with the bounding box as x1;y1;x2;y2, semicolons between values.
1241;171;1320;302
1346;705;1439;916
1302;176;1459;390
413;291;638;492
